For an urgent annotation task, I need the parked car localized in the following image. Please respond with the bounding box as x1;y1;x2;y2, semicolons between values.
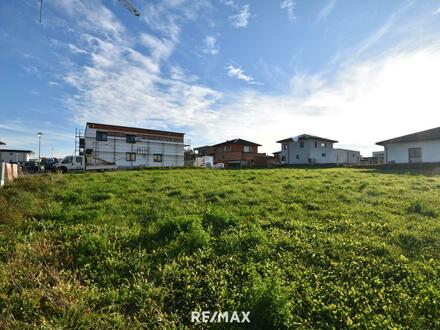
40;158;59;172
20;161;40;174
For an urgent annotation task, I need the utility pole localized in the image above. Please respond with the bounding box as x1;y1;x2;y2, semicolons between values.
37;132;43;162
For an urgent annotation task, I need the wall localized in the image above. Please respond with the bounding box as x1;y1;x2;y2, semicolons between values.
335;149;360;165
0;151;29;163
385;140;440;163
0;162;18;187
84;127;184;167
280;140;336;164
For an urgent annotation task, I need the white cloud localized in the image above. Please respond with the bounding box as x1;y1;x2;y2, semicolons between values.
434;7;440;15
202;35;219;55
226;65;261;85
280;0;295;20
315;0;336;23
229;4;251;28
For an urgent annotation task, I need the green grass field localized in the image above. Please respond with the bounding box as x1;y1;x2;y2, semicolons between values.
1;168;439;328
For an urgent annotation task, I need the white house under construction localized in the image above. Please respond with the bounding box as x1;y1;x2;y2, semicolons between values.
80;123;185;168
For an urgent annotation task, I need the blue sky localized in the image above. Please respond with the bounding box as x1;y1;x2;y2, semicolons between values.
1;0;440;157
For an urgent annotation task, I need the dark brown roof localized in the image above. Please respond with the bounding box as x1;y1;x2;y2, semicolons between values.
212;138;262;147
376;127;440;146
277;134;338;143
86;122;184;137
0;149;32;153
194;145;213;150
0;141;5;145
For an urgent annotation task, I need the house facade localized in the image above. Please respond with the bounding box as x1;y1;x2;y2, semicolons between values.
196;139;266;168
277;134;360;165
0;149;32;163
82;123;185;168
376;127;440;164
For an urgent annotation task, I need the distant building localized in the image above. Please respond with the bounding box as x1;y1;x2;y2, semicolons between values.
0;141;5;145
82;122;185;168
0;149;32;163
194;145;215;157
372;151;385;164
376;127;440;164
277;134;360;165
196;138;266;168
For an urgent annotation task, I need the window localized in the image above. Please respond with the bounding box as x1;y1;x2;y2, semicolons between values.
96;131;107;141
321;153;326;157
75;157;83;163
296;154;299;159
244;145;251;153
283;143;288;150
281;156;286;162
126;134;136;143
314;141;318;148
300;141;304;148
153;154;162;162
62;156;73;164
224;145;232;151
320;142;327;148
126;152;136;161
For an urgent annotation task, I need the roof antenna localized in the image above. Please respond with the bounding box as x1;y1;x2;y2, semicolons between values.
39;0;43;23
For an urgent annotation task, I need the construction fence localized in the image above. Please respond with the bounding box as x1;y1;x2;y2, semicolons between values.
0;162;18;187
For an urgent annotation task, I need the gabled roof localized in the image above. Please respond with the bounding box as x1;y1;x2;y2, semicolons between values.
277;134;338;143
212;138;262;147
86;122;184;137
0;149;32;153
376;127;440;146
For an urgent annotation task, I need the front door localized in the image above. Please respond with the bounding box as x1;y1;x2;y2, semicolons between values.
408;147;422;163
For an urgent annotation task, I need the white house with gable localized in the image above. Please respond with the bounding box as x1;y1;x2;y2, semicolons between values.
376;127;440;164
277;134;360;165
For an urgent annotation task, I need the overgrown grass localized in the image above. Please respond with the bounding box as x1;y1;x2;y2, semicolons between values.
1;168;440;328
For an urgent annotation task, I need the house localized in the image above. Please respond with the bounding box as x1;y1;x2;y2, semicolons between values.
0;141;5;145
81;122;185;168
0;149;33;163
196;139;266;168
277;134;360;165
335;149;361;165
194;145;215;157
372;151;385;164
376;127;440;164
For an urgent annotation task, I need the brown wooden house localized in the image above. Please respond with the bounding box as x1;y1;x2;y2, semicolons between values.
200;138;267;168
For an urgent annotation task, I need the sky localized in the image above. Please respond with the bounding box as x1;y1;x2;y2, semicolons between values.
1;0;440;157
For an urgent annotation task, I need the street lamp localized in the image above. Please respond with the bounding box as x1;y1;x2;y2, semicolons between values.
37;132;43;162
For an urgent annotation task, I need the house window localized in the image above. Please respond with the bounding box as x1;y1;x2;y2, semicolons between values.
314;141;318;148
322;153;326;157
300;141;304;148
126;134;136;143
283;143;288;150
244;145;251;153
296;154;299;159
153;154;162;162
320;142;327;148
224;145;232;151
96;131;107;141
281;156;286;162
126;152;136;161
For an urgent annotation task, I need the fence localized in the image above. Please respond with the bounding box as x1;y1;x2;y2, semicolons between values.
0;162;18;187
